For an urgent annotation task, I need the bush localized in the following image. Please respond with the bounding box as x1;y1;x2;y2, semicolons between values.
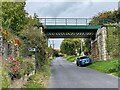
27;74;36;81
115;58;120;72
6;57;21;80
16;57;23;63
24;61;51;88
23;61;34;76
5;57;34;80
2;68;11;88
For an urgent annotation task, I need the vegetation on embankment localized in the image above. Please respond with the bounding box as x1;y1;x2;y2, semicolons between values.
23;59;52;88
65;55;79;62
87;58;120;77
1;1;53;88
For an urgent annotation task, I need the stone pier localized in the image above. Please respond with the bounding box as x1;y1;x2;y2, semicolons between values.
91;27;109;60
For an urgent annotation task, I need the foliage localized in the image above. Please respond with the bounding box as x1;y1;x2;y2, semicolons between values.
5;57;34;80
87;58;119;77
23;60;34;75
19;15;48;70
46;45;53;58
89;10;120;25
2;0;48;69
2;2;27;35
60;38;81;55
90;9;120;59
46;45;59;58
2;1;50;88
83;38;91;55
16;57;23;63
106;25;120;58
53;49;60;57
24;60;52;88
6;57;21;79
2;68;11;88
24;81;43;88
65;55;79;62
24;72;44;88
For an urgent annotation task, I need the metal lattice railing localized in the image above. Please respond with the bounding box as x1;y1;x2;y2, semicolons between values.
38;18;117;26
38;18;92;25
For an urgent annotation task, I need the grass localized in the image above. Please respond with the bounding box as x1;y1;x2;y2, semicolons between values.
65;55;79;62
24;81;43;88
65;56;120;77
24;59;52;88
2;68;11;88
87;58;120;77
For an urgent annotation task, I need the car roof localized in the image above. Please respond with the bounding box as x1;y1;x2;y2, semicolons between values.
78;56;89;59
80;56;88;58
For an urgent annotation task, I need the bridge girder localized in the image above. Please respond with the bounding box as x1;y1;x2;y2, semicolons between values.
42;24;101;39
45;32;96;38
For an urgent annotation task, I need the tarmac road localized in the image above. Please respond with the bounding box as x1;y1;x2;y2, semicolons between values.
48;57;119;89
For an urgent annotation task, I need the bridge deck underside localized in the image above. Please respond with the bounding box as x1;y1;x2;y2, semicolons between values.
43;25;101;38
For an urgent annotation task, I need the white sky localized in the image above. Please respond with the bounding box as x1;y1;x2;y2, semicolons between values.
26;0;119;2
25;0;119;49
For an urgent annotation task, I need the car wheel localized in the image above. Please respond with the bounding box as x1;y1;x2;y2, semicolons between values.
76;62;79;66
79;64;83;67
79;62;83;67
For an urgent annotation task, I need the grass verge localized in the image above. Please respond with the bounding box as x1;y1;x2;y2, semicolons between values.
87;58;120;77
23;60;52;88
65;55;79;62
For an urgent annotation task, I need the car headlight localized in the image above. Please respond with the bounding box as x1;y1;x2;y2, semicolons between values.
82;60;86;62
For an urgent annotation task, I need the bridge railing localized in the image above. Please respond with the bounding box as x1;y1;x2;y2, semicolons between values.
38;18;92;25
38;18;117;25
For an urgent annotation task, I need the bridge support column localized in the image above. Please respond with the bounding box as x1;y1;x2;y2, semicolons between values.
91;39;99;61
96;27;108;60
91;27;109;61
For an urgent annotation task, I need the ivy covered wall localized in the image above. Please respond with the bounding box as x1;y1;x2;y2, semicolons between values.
91;25;120;61
106;25;120;58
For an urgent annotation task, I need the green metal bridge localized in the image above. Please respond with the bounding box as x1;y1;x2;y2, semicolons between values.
38;18;109;38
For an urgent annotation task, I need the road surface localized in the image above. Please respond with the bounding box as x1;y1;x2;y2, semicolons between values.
48;57;119;88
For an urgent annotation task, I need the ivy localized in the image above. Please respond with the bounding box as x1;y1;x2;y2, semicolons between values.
106;25;120;58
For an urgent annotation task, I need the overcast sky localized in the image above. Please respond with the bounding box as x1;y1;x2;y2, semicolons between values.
25;0;119;49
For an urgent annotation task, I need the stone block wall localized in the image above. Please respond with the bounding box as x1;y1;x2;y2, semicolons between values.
91;39;99;61
96;27;108;60
91;27;109;61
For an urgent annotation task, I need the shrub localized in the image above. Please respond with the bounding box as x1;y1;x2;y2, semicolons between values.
6;57;21;80
5;57;34;80
23;61;34;76
2;68;11;88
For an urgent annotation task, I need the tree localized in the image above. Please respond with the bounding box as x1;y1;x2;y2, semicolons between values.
46;45;53;58
19;15;48;70
2;2;27;35
89;10;119;25
83;38;91;55
60;38;81;55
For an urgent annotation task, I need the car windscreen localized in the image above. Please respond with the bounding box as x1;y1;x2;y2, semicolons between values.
79;57;88;59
